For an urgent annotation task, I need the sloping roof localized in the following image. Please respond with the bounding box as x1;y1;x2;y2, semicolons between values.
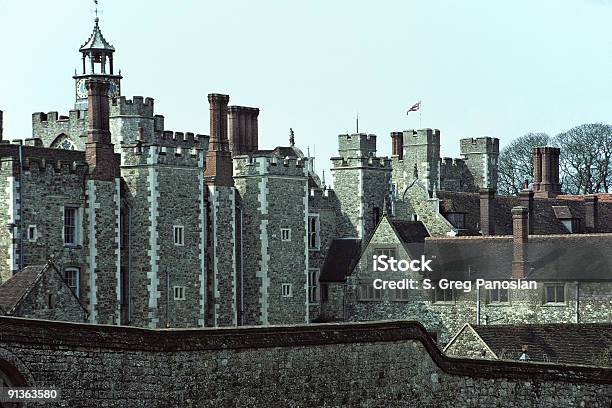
80;18;115;52
319;238;361;282
437;191;612;235
470;324;612;366
0;265;46;314
388;219;429;258
425;234;612;281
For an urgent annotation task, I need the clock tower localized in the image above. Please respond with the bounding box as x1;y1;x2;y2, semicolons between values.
74;16;122;110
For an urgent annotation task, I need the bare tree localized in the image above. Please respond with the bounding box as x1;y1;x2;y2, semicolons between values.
554;124;612;194
497;133;550;195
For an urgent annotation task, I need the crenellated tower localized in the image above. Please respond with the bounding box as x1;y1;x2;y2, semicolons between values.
331;134;392;241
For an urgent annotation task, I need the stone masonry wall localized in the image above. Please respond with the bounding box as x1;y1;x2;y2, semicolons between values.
0;318;609;407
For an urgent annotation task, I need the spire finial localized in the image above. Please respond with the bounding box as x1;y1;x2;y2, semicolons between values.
289;128;295;147
94;0;99;19
322;170;326;188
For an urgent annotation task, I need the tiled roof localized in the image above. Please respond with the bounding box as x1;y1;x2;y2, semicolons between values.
319;238;361;282
0;265;46;314
470;323;612;366
388;219;429;257
437;190;612;235
424;234;612;281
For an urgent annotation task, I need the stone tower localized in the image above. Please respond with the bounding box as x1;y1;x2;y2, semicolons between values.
459;137;499;190
234;153;310;326
401;129;440;195
74;17;122;110
331;134;392;241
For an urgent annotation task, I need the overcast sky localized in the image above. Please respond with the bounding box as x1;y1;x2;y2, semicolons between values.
1;0;610;182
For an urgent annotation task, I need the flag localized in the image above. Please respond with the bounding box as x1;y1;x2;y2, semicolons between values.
407;101;421;115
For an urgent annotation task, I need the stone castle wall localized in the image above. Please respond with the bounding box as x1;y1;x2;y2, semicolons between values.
0;317;609;407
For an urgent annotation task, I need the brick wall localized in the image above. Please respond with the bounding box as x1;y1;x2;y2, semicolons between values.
0;318;609;407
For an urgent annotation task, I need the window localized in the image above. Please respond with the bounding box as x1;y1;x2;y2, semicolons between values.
282;283;293;297
48;294;55;309
173;286;186;300
308;214;320;250
308;269;319;304
281;228;291;242
370;247;397;270
173;226;184;246
433;287;454;303
373;206;381;226
359;282;382;301
63;207;80;246
488;288;509;304
561;219;581;234
543;284;565;304
391;288;410;302
320;284;329;302
64;268;80;298
445;213;465;229
27;225;37;242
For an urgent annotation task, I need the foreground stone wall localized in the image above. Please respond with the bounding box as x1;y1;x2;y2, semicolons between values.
0;317;609;407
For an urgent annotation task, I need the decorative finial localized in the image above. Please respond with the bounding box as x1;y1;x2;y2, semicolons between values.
322;170;326;188
289;128;295;147
94;0;99;19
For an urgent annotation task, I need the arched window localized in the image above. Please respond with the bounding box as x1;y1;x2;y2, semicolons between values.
50;134;76;150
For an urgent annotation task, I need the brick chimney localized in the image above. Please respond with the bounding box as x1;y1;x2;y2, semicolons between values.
205;93;233;186
227;106;259;156
391;131;403;159
519;189;534;234
511;206;529;279
532;147;561;198
479;188;495;235
584;194;598;233
85;79;116;181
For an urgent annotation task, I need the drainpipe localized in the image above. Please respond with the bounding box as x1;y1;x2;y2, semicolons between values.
127;206;132;324
240;205;244;326
575;281;580;324
18;142;24;271
476;286;481;325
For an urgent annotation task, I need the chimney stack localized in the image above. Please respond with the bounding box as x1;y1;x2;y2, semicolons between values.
519;189;535;234
390;131;403;159
479;188;496;235
85;79;115;181
511;206;529;279
532;147;561;198
205;94;233;186
227;106;260;156
584;195;598;233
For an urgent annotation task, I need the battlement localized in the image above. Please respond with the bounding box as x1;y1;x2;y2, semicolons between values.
337;133;377;158
330;155;392;170
156;130;208;149
124;144;204;168
441;157;466;167
0;143;88;176
32;109;87;125
460;137;499;155
402;128;440;146
111;96;155;117
233;155;310;178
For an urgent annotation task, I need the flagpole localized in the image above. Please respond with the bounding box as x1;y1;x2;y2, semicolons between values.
419;100;422;129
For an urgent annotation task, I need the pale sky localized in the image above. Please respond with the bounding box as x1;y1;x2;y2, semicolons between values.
1;0;611;182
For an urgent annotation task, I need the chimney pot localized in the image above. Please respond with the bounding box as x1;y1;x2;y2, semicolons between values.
479;188;496;235
511;206;529;279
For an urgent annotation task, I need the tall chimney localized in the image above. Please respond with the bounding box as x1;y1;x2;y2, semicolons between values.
249;107;259;152
205;93;233;186
227;106;242;155
391;131;403;159
519;189;534;234
85;79;115;181
511;206;529;279
533;147;561;198
584;195;598;233
479;188;495;235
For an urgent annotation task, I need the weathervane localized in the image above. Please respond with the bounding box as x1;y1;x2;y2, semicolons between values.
92;0;102;19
